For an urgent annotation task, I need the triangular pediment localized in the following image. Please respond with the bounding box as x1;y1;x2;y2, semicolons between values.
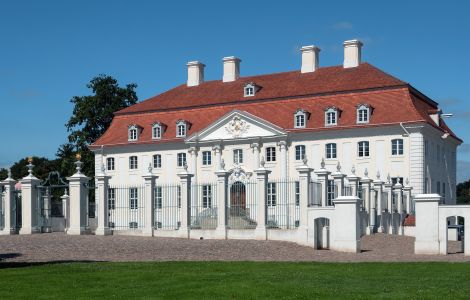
186;110;286;142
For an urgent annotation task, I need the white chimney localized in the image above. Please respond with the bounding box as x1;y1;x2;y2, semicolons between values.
343;39;363;68
300;45;320;73
187;61;205;87
223;56;241;82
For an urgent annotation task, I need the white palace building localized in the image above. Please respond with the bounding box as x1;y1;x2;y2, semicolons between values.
2;39;466;255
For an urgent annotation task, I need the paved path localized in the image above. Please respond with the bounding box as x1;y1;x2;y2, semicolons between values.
0;233;468;263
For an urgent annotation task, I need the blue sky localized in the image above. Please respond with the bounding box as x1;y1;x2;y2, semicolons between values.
0;0;469;182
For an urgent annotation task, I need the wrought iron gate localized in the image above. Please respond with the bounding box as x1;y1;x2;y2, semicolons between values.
36;172;69;233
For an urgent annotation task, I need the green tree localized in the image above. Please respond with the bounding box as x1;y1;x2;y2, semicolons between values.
457;180;470;204
58;75;138;178
0;168;7;181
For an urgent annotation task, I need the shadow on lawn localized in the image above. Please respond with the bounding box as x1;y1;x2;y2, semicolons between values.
0;256;108;269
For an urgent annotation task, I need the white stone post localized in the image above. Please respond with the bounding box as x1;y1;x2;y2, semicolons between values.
414;194;440;255
67;158;90;235
215;170;228;239
384;175;393;234
19;160;41;234
332;196;362;253
42;189;52;233
314;159;331;206
61;190;70;233
251;142;260;170
361;169;374;234
142;165;157;237
403;178;413;214
332;162;346;197
213;145;222;171
296;160;313;246
347;166;360;197
178;167;193;238
95;167;112;235
278;141;288;179
1;172;17;235
254;164;271;240
373;172;384;233
394;179;404;235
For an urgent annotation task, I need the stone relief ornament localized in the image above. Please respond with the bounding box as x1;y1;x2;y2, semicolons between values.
228;166;252;184
225;116;250;138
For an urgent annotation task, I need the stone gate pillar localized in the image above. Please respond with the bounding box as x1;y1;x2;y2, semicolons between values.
296;160;313;246
403;178;413;214
332;162;346;197
414;194;440;255
347;166;360;197
394;179;404;235
314;159;331;207
361;169;374;234
61;190;70;233
215;170;228;239
19;159;41;235
95;164;112;236
373;173;384;233
67;156;90;235
178;166;193;238
332;196;361;253
1;170;17;235
254;161;271;240
142;164;157;237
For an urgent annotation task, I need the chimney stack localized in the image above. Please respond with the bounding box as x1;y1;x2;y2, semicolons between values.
343;39;363;68
187;61;205;87
300;45;320;73
223;56;241;82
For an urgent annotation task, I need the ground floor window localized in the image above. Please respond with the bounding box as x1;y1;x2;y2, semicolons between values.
202;185;212;208
130;188;138;209
267;182;277;206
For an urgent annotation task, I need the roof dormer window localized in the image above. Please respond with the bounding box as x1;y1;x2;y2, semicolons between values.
357;104;372;124
325;107;339;126
176;120;190;138
244;82;258;97
294;109;310;128
128;124;140;142
152;122;166;140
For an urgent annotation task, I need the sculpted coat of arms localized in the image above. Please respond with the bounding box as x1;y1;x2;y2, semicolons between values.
225;116;250;138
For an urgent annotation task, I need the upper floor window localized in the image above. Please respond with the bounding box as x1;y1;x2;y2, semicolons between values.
294;109;309;128
106;157;115;171
128;124;139;141
129;156;138;170
358;141;370;157
177;153;186;167
325;143;337;159
325;107;338;126
153;154;162;168
244;82;258;97
266;147;276;162
233;149;243;164
295;145;306;161
152;122;165;140
202;151;212;166
391;139;404;156
357;104;371;124
176;120;189;138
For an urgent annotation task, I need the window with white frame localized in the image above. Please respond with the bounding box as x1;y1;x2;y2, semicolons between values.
233;149;243;164
155;186;162;209
325;143;337;159
129;156;138;170
153;154;162;168
152;123;163;139
106;157;115;171
202;185;212;208
202;151;212;165
327;180;335;206
325;107;338;126
108;188;115;210
357;104;370;124
295;181;300;206
295;145;306;161
266;147;276;162
391;139;404;156
129;188;138;209
358;141;370;157
128;125;139;141
176;120;187;137
177;153;186;167
294;109;308;128
267;182;277;206
244;83;256;97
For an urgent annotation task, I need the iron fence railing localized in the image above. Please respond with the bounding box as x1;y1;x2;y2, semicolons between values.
190;182;218;230
227;180;258;229
108;185;145;230
154;183;181;230
0;192;5;230
266;179;299;229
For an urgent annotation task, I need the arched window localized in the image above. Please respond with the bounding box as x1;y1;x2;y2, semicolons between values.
176;120;189;137
152;122;165;140
325;107;338;126
128;124;140;141
244;82;257;97
294;109;309;128
357;104;371;124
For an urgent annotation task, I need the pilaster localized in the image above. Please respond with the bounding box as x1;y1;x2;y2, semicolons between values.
254;166;271;240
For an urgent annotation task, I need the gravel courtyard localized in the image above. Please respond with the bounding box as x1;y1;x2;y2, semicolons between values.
0;233;468;263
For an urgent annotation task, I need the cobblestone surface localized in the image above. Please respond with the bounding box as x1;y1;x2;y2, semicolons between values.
0;233;468;263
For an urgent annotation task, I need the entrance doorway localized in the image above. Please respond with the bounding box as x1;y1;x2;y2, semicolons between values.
230;181;246;216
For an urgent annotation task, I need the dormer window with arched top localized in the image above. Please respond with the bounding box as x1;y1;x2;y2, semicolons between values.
128;124;140;142
325;107;339;126
176;120;190;138
357;104;372;124
244;82;258;97
151;122;166;140
294;109;310;128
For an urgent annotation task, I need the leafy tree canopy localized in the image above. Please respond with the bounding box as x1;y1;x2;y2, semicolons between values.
457;180;470;204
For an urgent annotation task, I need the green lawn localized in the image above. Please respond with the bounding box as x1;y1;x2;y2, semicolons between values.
0;261;469;299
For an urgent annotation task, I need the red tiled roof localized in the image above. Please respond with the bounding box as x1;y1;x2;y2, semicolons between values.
91;63;462;148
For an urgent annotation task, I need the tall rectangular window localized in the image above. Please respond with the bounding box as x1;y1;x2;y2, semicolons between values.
106;157;115;171
325;143;337;159
129;156;138;170
358;141;370;157
295;145;306;161
267;183;277;206
327;180;335;206
202;151;212;165
295;114;305;128
108;188;115;210
202;185;212;208
233;149;243;164
266;147;276;162
391;139;404;155
153;154;162;168
295;181;300;206
155;186;162;209
177;153;186;167
129;188;138;209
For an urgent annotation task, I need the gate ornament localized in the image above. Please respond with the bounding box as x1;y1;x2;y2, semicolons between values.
225;116;250;138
